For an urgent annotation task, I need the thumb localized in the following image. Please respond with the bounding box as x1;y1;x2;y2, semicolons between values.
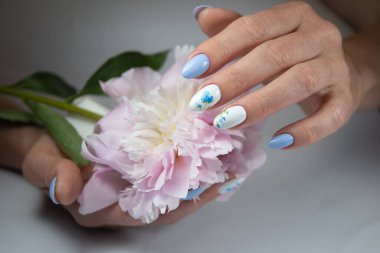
22;134;86;206
195;6;241;37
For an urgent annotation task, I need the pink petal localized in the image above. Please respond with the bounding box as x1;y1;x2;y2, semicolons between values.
101;67;161;101
78;165;129;215
161;156;192;198
94;100;133;133
81;131;133;174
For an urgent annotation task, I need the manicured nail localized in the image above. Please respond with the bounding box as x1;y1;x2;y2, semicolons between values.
267;133;294;150
193;5;214;19
189;84;221;111
182;187;206;200
213;105;247;129
218;178;245;194
49;176;59;205
182;54;210;79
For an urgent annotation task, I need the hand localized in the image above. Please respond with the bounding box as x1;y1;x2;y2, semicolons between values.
184;2;364;150
22;132;237;227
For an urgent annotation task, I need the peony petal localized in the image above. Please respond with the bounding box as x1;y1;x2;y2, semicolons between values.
101;67;161;102
81;131;133;175
78;165;128;215
94;100;133;133
161;156;192;198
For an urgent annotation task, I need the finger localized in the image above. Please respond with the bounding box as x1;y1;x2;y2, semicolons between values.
66;202;144;228
189;30;323;112
183;1;314;79
270;89;352;149
213;58;331;129
152;185;221;225
22;134;84;205
152;175;240;225
196;7;241;37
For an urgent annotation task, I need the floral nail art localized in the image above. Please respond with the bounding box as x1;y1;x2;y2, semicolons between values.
189;84;221;111
195;91;214;109
218;178;245;194
215;109;228;128
213;105;247;129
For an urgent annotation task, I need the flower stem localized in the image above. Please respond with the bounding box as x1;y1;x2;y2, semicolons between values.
0;85;102;121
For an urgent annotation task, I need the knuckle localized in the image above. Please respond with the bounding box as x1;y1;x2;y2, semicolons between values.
320;20;342;44
294;1;313;15
200;38;230;60
304;123;321;144
260;41;293;69
296;64;321;94
210;38;230;59
238;15;268;41
255;94;273;116
329;106;347;129
224;67;249;91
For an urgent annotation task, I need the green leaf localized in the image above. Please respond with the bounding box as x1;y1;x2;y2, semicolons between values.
0;109;41;125
13;72;77;98
69;50;169;100
25;100;88;166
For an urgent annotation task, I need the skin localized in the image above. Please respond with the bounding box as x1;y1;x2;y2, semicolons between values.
0;115;227;227
1;1;379;227
192;1;380;148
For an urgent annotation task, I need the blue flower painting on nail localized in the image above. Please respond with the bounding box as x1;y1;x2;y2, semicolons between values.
215;109;228;128
195;91;214;110
201;91;213;104
225;181;241;192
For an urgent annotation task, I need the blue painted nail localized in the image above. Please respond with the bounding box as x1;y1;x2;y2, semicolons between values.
49;176;59;205
182;54;210;79
181;187;206;200
193;5;214;19
218;178;245;194
267;133;294;150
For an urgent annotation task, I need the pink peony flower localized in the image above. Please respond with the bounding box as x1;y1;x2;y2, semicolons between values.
78;46;266;223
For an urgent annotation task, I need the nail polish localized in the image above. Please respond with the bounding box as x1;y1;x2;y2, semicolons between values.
182;54;210;79
218;178;245;194
189;84;221;111
213;105;247;129
181;187;206;200
267;133;294;150
193;5;214;19
49;176;59;205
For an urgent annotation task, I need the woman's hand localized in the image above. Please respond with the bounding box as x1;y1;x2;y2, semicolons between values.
22;132;235;227
184;2;367;150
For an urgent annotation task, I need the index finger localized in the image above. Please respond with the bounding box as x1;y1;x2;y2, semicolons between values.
182;2;313;79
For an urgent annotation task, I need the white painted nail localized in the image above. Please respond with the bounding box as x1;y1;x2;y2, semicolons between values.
189;84;221;111
218;178;245;194
213;105;247;129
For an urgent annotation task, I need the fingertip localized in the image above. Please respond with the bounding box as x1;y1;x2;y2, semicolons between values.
197;7;241;37
193;5;214;20
55;160;83;205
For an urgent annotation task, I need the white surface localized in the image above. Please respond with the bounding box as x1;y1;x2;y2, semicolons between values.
1;1;379;252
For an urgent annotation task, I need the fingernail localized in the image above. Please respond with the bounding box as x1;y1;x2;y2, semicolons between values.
213;105;247;129
218;178;245;194
189;84;221;111
182;54;210;79
267;133;294;150
49;176;59;205
193;5;214;19
182;187;206;200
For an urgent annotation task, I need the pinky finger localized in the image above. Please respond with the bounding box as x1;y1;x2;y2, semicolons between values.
269;92;352;150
